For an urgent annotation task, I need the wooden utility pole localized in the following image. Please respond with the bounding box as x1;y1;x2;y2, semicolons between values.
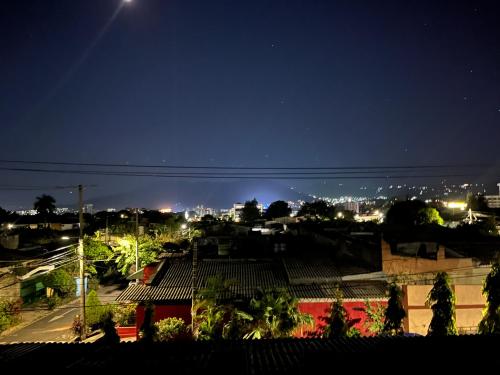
78;184;86;339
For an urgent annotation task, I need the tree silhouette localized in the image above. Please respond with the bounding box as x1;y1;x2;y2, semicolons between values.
427;272;457;336
383;283;406;335
478;262;500;334
265;200;291;220
34;194;56;222
241;199;261;223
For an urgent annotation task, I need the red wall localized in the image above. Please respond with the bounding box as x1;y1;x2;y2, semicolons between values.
136;304;192;339
135;300;387;339
298;301;387;337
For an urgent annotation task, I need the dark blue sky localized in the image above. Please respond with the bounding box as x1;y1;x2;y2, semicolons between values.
1;0;500;210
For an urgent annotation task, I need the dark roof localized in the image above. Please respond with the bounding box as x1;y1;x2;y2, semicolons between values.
282;258;341;284
1;336;500;372
116;259;386;302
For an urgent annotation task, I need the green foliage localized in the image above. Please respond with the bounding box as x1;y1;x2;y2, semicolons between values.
363;301;386;335
47;295;60;310
297;200;335;219
113;234;163;276
84;234;113;275
139;302;158;343
427;272;457;336
383;283;406;335
266;200;291;220
155;317;189;341
0;299;21;333
478;262;500;334
241;199;261;223
417;207;444;225
85;290;110;330
112;303;137;326
245;288;314;339
43;268;76;297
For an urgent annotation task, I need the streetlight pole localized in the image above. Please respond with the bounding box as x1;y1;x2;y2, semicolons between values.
78;184;86;339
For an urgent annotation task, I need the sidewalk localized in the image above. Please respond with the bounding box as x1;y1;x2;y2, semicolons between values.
0;297;78;340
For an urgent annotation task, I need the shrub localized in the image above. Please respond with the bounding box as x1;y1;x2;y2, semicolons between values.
155;317;189;341
0;299;21;333
47;295;60;310
112;303;137;326
85;290;110;330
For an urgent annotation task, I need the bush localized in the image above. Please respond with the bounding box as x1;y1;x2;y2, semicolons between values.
0;299;21;333
47;295;60;310
112;303;137;326
85;290;110;330
101;310;120;344
155;317;189;341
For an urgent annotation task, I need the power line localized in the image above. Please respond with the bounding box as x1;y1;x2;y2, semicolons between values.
0;166;479;180
0;159;489;171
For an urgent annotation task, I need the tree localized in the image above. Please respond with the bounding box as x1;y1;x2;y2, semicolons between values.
265;201;291;220
427;272;457;336
297;200;335;219
383;283;406;335
43;268;75;298
155;317;189;341
33;194;56;220
84;234;113;275
86;290;108;330
385;199;427;226
478;262;500;334
241;199;261;223
416;207;444;225
363;300;386;335
321;288;358;338
113;234;163;276
244;288;313;339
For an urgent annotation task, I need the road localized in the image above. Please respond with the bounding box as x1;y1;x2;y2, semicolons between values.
0;284;124;343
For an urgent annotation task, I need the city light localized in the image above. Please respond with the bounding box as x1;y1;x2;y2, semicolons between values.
7;223;14;229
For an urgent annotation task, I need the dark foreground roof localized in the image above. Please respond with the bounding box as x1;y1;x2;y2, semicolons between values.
1;336;500;372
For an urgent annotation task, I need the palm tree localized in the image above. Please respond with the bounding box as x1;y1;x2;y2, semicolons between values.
244;288;313;339
33;194;56;223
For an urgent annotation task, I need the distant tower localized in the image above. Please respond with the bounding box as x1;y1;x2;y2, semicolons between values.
497;183;500;196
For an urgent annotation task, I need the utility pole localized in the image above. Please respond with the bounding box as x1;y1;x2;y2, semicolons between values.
135;208;139;284
78;184;86;339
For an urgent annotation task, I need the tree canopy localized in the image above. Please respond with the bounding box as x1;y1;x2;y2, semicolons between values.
113;234;163;276
297;200;335;219
240;199;261;223
386;199;444;226
33;194;56;218
265;200;291;220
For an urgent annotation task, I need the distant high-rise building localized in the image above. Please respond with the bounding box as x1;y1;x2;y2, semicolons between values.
83;204;94;215
343;200;359;214
230;202;264;222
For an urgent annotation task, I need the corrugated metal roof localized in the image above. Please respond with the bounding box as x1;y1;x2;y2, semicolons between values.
282;258;341;284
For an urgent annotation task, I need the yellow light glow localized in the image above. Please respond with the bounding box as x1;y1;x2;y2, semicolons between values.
446;201;466;210
160;208;172;213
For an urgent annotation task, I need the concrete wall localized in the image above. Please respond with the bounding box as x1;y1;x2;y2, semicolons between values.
403;284;485;335
382;239;474;277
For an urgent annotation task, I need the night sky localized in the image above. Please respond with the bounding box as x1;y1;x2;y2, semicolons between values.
1;0;500;210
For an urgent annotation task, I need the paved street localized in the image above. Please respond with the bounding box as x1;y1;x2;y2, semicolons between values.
0;284;124;343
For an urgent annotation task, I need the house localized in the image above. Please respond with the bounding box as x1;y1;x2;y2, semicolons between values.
116;257;387;339
381;239;490;335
